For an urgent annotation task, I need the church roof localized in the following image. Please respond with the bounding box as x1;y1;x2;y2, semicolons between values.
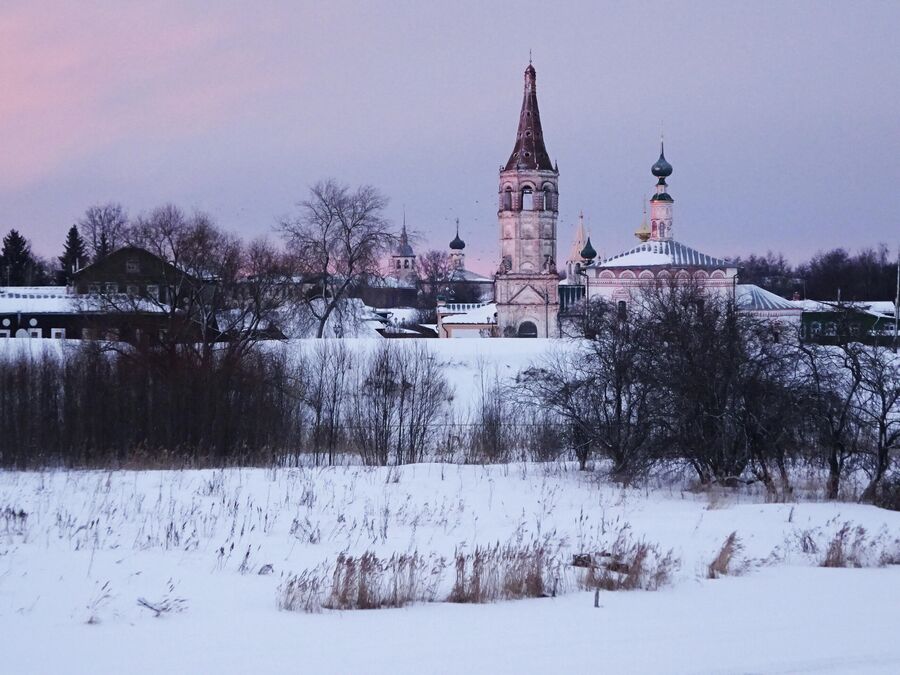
735;284;800;313
599;239;731;269
504;64;554;172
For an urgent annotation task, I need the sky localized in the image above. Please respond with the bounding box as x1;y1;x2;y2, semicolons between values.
1;1;898;273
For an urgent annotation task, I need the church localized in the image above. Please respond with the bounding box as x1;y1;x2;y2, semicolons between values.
427;62;800;337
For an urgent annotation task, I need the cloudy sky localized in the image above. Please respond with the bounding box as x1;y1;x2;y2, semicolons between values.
1;1;898;272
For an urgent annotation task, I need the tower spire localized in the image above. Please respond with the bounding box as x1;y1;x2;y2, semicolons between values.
504;62;553;171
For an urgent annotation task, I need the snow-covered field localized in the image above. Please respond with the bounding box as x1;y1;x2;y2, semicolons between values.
2;464;898;674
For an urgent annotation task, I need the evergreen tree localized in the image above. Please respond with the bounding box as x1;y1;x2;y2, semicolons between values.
58;225;88;284
1;229;34;286
96;231;112;261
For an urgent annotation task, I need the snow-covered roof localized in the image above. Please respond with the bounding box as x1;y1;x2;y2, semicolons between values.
440;302;497;325
599;239;732;269
448;268;493;284
0;287;166;314
791;299;898;316
0;287;73;314
735;284;801;313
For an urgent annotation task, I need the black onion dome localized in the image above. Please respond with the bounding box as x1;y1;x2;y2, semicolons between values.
580;237;597;261
449;223;465;250
651;142;673;178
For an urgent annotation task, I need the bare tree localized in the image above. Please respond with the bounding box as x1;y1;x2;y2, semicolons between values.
95;205;289;363
856;345;900;502
279;180;395;338
78;203;128;262
796;340;866;499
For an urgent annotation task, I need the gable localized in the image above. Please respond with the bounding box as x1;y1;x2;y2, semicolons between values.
508;284;549;305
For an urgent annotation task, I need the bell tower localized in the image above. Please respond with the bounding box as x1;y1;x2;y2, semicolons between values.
494;62;560;338
649;140;674;241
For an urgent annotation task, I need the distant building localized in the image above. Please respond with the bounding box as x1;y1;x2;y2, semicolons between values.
576;143;741;314
445;220;493;301
390;217;417;284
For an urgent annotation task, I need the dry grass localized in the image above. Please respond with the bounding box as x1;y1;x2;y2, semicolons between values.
280;551;446;612
447;541;558;603
574;527;680;592
707;531;743;579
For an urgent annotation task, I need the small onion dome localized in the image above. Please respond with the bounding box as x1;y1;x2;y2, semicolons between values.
449;232;465;250
580;237;597;261
651;144;673;178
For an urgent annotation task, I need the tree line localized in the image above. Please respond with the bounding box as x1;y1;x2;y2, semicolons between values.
1;283;897;509
521;283;899;505
732;246;900;301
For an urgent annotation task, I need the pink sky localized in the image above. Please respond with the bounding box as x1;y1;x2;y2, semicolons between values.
1;1;899;273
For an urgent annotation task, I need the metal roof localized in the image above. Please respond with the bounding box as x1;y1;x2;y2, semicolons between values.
735;284;800;312
599;239;732;269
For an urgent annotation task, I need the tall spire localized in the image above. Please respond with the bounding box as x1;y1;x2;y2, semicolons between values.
568;211;588;263
504;63;554;171
395;210;414;256
635;198;651;242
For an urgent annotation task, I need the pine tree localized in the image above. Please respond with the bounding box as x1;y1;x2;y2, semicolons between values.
96;231;112;261
58;224;88;284
1;229;34;286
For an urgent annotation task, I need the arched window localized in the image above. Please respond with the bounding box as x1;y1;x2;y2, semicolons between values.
543;187;553;211
617;301;627;319
396;260;401;269
517;321;538;338
502;188;513;211
521;187;534;211
404;260;410;269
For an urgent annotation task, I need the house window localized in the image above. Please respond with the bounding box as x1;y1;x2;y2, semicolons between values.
126;285;139;295
88;283;100;294
396;260;401;269
82;328;95;340
28;328;42;338
105;282;118;294
617;300;627;319
825;322;837;336
0;329;9;338
126;258;140;274
147;285;159;301
51;328;66;339
811;322;822;336
404;260;410;269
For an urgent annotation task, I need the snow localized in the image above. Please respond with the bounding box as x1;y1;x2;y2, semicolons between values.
0;287;166;315
440;302;497;324
1;464;898;674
